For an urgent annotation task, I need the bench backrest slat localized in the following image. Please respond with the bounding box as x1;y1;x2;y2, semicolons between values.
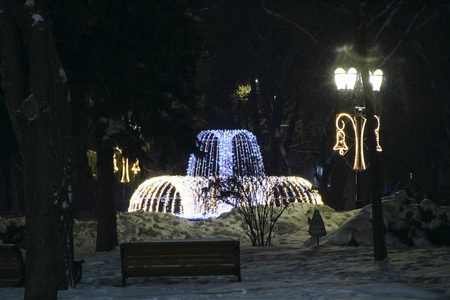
120;239;241;286
127;265;237;277
127;256;235;265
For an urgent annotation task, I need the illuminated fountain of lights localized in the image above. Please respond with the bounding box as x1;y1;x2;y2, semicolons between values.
187;129;265;177
129;129;323;218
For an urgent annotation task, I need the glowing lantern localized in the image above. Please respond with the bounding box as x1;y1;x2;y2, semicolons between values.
335;67;383;91
334;67;358;90
334;68;347;90
346;68;358;90
370;69;383;91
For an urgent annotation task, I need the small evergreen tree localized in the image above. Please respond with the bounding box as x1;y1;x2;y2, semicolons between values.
308;209;326;246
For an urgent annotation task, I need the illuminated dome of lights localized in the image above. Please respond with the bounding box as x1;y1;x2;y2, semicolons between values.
187;129;265;177
129;130;323;218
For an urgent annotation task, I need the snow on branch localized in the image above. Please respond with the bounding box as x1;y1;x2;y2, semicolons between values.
25;0;35;8
31;14;43;27
100;118;127;142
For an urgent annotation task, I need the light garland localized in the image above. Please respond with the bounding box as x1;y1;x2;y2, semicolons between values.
121;157;130;183
112;147;141;183
130;130;322;219
333;113;382;171
129;175;322;218
187;130;265;177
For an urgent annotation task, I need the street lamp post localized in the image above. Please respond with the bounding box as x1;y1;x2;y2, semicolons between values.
333;67;383;208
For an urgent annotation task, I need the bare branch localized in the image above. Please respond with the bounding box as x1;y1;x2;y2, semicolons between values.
416;11;439;31
250;13;265;43
410;40;446;120
380;4;426;68
262;7;319;45
368;0;402;28
371;0;403;48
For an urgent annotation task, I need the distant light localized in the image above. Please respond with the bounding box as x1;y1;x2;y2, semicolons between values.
370;69;383;91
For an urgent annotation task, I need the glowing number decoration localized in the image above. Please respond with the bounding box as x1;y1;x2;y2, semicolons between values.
131;159;141;174
112;147;140;183
121;158;130;183
113;148;121;173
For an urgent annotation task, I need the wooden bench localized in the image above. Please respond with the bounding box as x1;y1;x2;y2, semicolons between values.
0;244;25;287
120;238;241;286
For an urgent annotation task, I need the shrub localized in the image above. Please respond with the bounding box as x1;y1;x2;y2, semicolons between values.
202;176;293;246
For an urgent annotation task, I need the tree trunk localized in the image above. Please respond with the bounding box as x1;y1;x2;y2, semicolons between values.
95;120;118;252
71;88;97;216
0;0;75;298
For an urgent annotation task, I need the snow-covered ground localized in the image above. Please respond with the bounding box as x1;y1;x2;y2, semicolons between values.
0;191;449;299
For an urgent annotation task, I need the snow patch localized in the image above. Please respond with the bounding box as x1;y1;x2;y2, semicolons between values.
25;0;35;8
31;14;43;27
102;119;126;142
0;199;448;299
20;94;39;121
59;67;68;83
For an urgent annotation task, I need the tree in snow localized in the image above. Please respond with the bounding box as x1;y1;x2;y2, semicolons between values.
0;0;76;298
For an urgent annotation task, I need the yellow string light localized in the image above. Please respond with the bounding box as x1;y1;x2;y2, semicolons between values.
333;113;382;171
113;153;119;173
113;147;140;182
121;157;130;183
131;159;141;174
375;115;382;152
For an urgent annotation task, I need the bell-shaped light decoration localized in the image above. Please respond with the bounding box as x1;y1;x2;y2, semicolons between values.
346;68;357;90
334;68;347;90
370;69;383;91
333;130;349;156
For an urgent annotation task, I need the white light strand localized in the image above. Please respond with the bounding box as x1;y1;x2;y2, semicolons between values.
130;130;322;219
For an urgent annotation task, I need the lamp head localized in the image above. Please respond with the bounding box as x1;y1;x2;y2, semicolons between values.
346;68;357;90
370;69;383;91
334;68;346;90
334;67;358;90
